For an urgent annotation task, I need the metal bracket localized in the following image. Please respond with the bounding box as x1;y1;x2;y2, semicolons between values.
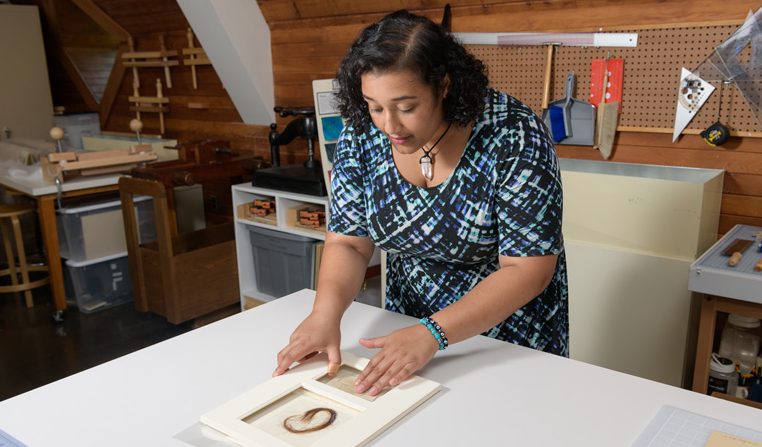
54;176;63;209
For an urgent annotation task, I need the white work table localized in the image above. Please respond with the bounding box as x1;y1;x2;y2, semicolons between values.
0;168;118;197
1;289;759;446
0;167;120;315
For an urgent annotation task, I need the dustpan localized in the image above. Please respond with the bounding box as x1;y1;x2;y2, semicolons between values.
543;73;595;146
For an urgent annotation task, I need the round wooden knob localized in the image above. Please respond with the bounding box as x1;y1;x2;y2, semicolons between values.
129;118;143;133
49;126;64;141
172;171;195;186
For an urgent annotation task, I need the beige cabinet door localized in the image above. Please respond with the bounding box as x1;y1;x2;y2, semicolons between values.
0;5;53;140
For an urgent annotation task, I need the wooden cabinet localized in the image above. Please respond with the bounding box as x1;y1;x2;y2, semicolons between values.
689;224;762;399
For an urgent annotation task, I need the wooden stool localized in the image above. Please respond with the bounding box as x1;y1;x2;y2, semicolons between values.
0;203;49;307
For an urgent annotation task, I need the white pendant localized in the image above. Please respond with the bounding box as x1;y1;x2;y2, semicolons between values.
420;155;433;180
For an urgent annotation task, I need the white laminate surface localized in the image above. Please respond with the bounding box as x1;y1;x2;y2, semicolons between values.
0;141;121;196
0;169;119;196
0;290;759;446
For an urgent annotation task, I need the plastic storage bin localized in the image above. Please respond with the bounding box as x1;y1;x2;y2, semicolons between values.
718;313;761;375
248;226;317;297
65;252;132;313
57;196;155;262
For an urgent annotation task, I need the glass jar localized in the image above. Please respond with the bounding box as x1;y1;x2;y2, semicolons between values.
718;313;761;375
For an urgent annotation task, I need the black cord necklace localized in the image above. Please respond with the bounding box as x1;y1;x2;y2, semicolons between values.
419;121;452;180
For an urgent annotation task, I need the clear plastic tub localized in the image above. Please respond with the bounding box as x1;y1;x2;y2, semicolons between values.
65;252;132;313
57;196;155;262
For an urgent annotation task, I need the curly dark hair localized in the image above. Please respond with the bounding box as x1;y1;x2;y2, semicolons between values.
335;10;488;134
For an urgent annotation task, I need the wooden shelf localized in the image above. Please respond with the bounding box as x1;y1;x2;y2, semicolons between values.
710;391;762;410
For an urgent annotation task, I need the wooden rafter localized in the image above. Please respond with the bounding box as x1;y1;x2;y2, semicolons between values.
58;47;100;111
69;0;130;43
38;0;97;110
99;43;127;128
38;0;131;125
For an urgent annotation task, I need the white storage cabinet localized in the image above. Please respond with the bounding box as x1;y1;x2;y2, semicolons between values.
232;184;328;308
561;158;723;387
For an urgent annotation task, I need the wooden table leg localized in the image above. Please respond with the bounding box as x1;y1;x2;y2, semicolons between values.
692;295;717;394
37;195;66;312
692;296;762;398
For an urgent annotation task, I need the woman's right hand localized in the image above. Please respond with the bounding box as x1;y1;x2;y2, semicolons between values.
272;310;342;377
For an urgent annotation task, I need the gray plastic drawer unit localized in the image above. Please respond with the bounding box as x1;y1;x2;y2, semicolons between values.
248;226;317;297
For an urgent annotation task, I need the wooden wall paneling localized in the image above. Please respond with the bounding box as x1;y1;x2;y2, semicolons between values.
46;53;93;114
260;1;761;31
725;173;762;196
99;44;126;128
37;0;98;111
65;47;117;100
562;141;762;174
269;21;365;45
722;194;762;219
23;0;127;115
57;47;100;110
719;215;762;234
115;11;191;34
448;0;762;33
93;0;189;34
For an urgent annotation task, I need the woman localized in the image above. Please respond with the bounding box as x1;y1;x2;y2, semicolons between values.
273;10;568;397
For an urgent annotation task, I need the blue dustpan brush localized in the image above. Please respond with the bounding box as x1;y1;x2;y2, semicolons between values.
548;105;567;143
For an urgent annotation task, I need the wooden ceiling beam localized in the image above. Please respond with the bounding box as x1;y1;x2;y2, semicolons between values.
70;0;131;43
58;47;100;110
98;43;126;128
38;0;98;110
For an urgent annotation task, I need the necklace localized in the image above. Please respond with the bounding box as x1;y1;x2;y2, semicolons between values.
419;121;452;180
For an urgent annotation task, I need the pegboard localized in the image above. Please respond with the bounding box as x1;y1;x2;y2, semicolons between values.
466;23;762;137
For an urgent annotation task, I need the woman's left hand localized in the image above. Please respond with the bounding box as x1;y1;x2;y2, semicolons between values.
354;324;439;396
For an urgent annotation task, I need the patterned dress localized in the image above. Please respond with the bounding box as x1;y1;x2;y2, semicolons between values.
328;89;569;356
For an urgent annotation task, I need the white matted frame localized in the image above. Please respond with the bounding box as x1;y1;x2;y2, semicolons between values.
200;352;441;447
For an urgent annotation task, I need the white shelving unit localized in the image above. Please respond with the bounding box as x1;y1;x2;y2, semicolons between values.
232;183;328;308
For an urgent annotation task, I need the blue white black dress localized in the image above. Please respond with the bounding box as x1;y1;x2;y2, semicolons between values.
328;89;569;356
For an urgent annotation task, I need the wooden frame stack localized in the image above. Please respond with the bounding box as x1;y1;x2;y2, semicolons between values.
129;78;169;135
122;34;178;88
43;146;157;182
182;28;211;90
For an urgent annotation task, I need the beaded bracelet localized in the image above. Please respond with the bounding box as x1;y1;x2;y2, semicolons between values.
418;316;449;351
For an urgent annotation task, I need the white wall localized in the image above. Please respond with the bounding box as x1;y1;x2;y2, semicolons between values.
177;0;275;125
